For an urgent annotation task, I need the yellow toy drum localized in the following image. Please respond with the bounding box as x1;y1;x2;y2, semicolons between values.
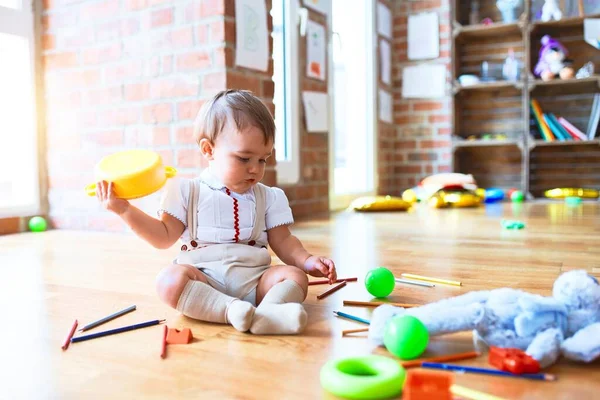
85;149;177;199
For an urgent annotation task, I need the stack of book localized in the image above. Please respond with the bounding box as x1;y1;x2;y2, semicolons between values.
530;97;599;142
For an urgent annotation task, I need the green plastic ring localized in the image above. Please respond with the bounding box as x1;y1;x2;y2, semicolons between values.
320;355;406;399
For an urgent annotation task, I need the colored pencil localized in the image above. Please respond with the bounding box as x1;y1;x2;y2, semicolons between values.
401;273;462;287
395;278;435;287
61;319;78;350
333;311;370;325
421;362;556;381
343;300;420;308
308;277;358;286
342;327;369;336
79;305;137;332
450;384;507;400
71;319;165;343
317;281;347;300
160;325;168;359
400;351;481;368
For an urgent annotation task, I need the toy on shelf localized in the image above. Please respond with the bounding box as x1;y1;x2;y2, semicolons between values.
85;149;177;200
534;35;574;81
541;0;562;22
402;173;482;208
349;195;411;212
369;270;600;370
496;0;524;23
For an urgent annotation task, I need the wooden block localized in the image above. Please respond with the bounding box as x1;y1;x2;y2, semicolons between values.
166;328;193;344
403;370;453;400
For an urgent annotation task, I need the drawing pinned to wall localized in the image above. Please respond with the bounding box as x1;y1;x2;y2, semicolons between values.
402;65;446;99
377;2;392;39
302;91;329;132
378;89;393;123
379;39;392;85
306;20;327;81
408;12;439;60
303;0;331;16
235;0;269;72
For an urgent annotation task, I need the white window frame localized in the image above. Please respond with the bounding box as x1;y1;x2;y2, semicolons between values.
274;0;301;185
0;0;41;218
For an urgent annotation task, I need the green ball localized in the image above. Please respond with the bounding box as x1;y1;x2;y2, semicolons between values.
383;315;429;360
510;190;524;202
365;267;395;298
28;216;48;232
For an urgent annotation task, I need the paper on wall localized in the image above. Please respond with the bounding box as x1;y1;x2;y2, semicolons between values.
235;0;269;72
379;39;391;85
306;19;327;81
303;0;331;16
378;89;393;123
408;12;439;60
584;18;600;49
377;2;392;39
402;64;446;98
302;91;329;132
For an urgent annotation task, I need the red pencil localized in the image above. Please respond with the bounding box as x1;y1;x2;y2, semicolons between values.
308;277;358;286
160;325;168;359
62;319;78;350
317;281;347;300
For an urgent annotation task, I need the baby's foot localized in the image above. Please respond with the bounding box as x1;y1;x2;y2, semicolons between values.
226;299;255;332
249;303;307;335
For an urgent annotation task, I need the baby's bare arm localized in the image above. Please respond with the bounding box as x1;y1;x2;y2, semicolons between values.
120;206;184;249
267;225;311;269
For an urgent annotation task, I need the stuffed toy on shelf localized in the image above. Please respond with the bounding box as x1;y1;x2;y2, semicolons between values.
534;35;574;81
541;0;563;21
369;270;600;369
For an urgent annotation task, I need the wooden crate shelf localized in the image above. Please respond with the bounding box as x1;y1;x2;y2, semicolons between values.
451;0;600;196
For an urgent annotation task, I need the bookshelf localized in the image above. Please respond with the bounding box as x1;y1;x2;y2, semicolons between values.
451;0;600;198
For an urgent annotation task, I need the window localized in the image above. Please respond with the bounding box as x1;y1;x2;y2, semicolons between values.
0;0;41;217
271;0;300;184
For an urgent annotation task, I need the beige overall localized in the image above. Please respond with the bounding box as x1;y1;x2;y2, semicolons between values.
176;180;272;306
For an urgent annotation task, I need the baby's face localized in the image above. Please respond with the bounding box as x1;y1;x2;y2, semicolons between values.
210;125;273;194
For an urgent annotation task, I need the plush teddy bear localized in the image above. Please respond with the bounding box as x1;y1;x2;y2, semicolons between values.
541;0;563;21
369;270;600;368
534;35;574;81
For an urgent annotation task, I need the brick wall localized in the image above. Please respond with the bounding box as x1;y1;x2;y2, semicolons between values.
378;0;452;196
41;0;276;231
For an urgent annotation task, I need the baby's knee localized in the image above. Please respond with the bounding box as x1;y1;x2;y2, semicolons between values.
155;265;191;308
282;267;309;295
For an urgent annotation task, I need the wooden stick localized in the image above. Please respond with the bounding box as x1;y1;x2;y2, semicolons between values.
451;384;507;400
308;277;358;286
342;327;369;336
401;273;462;287
61;319;78;350
160;325;168;359
343;300;420;308
317;281;347;300
400;351;481;368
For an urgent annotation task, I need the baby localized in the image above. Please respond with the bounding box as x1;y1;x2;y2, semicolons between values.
96;89;337;335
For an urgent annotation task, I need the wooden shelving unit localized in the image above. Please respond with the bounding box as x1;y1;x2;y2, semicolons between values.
451;0;600;197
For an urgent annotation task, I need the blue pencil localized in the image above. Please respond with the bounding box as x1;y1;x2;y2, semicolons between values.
421;362;557;381
71;319;165;343
333;311;370;325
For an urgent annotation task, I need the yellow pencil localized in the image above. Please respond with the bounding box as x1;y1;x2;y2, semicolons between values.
450;384;506;400
401;273;462;287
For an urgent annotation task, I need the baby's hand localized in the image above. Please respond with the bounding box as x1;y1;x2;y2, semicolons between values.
97;181;130;215
303;255;337;284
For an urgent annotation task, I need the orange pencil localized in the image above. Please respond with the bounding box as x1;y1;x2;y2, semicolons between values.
343;300;420;308
160;325;168;359
308;277;358;286
62;319;78;350
342;327;369;336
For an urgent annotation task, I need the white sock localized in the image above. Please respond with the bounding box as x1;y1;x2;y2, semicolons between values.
176;280;255;332
250;280;307;335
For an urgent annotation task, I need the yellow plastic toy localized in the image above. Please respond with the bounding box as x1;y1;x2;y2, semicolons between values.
544;188;599;199
349;195;411;212
85;149;177;200
428;190;482;208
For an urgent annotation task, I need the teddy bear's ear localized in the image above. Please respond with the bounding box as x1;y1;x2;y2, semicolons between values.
541;35;551;45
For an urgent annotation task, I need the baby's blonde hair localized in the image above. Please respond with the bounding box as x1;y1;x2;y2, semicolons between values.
193;89;275;145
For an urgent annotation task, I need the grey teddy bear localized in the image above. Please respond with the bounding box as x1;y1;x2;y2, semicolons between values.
369;270;600;368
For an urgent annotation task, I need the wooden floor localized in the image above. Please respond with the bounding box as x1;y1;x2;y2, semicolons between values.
1;202;600;399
